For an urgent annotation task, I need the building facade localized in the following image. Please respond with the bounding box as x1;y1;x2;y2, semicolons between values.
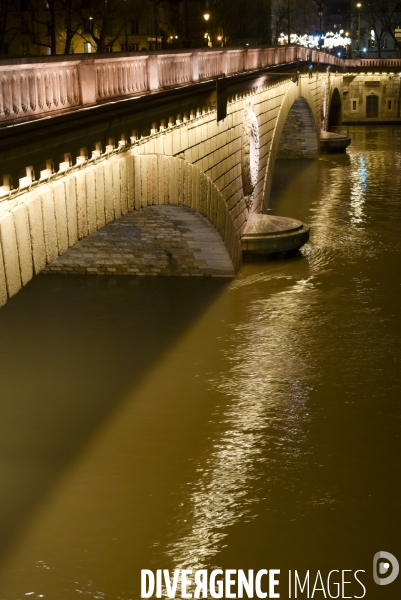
1;0;325;56
0;0;183;56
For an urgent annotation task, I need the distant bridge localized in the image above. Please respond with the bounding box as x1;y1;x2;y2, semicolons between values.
0;47;400;306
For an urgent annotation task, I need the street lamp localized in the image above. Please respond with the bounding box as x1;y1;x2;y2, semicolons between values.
356;2;362;54
318;4;323;49
153;0;160;50
203;13;211;47
124;0;128;52
345;31;350;57
287;0;291;44
183;0;190;47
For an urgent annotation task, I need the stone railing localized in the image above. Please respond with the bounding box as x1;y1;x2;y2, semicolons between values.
346;58;401;68
0;46;344;126
95;56;148;99
0;62;81;122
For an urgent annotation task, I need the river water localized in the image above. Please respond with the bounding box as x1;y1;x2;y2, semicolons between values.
0;126;400;599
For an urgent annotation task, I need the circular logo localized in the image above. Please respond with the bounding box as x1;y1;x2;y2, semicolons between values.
373;551;399;586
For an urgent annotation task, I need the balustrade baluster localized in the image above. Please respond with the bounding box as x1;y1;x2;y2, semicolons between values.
2;77;10;116
66;70;72;104
28;73;36;111
37;74;43;109
59;72;66;105
52;72;59;106
20;75;28;112
11;76;20;114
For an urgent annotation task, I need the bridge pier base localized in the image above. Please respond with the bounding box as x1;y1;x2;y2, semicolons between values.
320;131;351;153
241;214;310;259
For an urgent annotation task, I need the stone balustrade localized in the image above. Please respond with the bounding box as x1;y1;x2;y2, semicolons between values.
0;46;343;127
0;62;81;122
0;68;341;306
345;58;401;68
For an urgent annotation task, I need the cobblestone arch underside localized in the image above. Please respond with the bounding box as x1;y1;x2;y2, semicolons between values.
276;98;319;159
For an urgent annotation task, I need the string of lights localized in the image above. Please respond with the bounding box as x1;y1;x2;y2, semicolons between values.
278;30;351;49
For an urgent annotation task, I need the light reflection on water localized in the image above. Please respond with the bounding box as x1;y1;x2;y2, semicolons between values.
0;127;400;599
162;127;401;595
166;276;316;574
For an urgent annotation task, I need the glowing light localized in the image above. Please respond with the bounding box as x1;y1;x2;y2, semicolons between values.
203;12;210;21
323;30;351;48
278;30;351;48
278;32;319;47
349;154;367;225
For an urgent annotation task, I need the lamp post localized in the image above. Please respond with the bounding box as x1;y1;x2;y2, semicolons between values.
318;4;323;49
124;0;128;51
153;0;160;50
203;12;211;47
356;2;362;54
183;0;190;47
287;0;291;44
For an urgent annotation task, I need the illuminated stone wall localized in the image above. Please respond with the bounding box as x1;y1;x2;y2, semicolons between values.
0;70;338;307
342;73;401;121
0;48;342;127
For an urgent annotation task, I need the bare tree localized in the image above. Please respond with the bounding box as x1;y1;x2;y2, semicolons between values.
361;0;401;56
207;0;239;46
363;3;388;57
76;0;147;52
271;0;287;43
78;0;123;52
0;0;11;54
11;0;60;55
58;0;84;54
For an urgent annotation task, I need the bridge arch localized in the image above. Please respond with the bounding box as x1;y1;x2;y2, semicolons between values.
122;153;240;270
327;87;342;127
276;98;319;159
260;81;319;212
0;152;241;308
0;72;344;306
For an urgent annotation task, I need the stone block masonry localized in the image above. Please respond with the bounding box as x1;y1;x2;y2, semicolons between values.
0;152;240;308
0;70;340;308
42;206;235;278
342;73;401;122
0;48;346;128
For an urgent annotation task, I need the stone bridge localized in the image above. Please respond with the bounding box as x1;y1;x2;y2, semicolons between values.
0;47;399;307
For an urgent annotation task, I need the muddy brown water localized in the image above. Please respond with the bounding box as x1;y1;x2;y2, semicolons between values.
0;126;400;599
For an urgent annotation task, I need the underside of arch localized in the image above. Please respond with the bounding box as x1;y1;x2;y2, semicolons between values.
328;87;342;127
43;205;235;277
0;152;241;309
276;98;319;159
126;154;241;271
